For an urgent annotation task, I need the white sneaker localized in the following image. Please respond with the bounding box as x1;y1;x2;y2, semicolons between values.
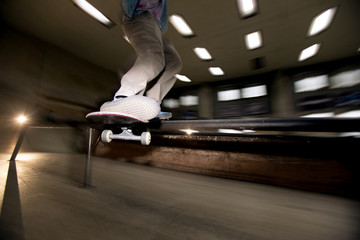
100;95;160;121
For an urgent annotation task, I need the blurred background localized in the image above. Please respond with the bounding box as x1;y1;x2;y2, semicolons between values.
0;0;359;124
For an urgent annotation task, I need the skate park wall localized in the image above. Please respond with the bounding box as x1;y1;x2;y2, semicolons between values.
0;25;118;154
93;133;360;198
1;25;359;197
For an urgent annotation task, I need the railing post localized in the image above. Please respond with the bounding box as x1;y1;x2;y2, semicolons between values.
83;127;93;187
10;126;28;161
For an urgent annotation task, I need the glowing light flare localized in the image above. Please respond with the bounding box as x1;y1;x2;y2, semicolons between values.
218;129;256;134
15;153;42;161
179;129;199;135
17;115;28;124
218;129;243;134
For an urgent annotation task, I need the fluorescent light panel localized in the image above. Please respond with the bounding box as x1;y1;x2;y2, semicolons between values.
209;67;225;76
169;14;194;37
175;74;192;82
237;0;258;17
73;0;114;28
193;48;213;60
308;7;337;36
245;31;263;50
298;43;321;61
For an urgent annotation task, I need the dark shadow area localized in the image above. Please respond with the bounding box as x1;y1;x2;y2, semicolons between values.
0;160;25;240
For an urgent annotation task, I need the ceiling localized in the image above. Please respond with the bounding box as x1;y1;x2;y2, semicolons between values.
1;0;360;88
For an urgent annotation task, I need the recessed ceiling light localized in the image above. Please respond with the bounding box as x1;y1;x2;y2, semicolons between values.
245;31;263;50
169;14;194;37
236;0;258;18
308;7;337;36
72;0;115;28
193;47;213;60
175;74;192;82
298;43;321;61
209;67;225;76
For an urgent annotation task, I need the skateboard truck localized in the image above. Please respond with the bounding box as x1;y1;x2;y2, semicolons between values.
86;111;154;145
101;127;151;145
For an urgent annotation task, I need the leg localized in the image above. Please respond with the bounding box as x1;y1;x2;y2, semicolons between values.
145;38;182;103
99;12;165;121
115;12;165;98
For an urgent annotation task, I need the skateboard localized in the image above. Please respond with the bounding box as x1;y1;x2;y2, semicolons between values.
86;111;151;145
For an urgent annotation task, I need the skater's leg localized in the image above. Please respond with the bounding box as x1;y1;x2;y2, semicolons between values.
115;12;165;98
145;39;182;103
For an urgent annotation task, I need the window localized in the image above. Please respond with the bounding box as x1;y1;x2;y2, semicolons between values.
241;85;267;98
330;69;360;89
217;89;241;101
294;75;328;93
180;95;199;106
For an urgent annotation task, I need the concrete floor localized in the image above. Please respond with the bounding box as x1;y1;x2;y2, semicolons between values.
0;152;359;240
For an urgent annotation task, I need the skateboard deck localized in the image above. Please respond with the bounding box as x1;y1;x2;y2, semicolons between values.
86;111;151;145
